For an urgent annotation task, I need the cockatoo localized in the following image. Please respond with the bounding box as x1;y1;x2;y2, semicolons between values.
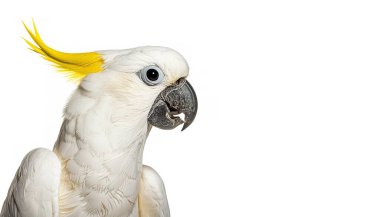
0;21;197;217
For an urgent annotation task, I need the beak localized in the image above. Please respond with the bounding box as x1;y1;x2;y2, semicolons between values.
148;78;198;131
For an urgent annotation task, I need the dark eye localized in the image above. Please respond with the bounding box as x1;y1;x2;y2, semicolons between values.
146;69;159;81
139;66;164;86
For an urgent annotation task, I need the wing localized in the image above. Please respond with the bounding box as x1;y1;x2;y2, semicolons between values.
1;148;61;217
138;165;170;217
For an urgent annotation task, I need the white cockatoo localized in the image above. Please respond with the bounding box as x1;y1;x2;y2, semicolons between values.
0;22;197;217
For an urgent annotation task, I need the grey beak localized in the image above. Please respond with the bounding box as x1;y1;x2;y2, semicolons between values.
148;79;198;131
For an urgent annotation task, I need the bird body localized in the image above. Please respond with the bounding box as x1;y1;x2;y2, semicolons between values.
1;22;197;217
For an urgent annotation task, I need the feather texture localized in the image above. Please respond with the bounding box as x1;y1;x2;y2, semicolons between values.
0;148;61;217
139;166;170;217
23;20;104;81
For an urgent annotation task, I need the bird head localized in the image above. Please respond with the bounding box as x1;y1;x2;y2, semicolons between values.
23;22;197;131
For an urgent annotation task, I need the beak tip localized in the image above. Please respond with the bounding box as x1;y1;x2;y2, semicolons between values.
181;125;188;131
180;117;195;132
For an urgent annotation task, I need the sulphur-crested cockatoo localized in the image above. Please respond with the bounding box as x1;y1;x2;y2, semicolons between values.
0;21;197;217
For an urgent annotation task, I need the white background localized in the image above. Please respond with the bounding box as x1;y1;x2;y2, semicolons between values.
0;0;379;216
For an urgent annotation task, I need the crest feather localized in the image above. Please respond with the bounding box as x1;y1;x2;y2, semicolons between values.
23;20;104;81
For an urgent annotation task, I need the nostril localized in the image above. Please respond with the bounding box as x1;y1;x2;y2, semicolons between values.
175;78;186;85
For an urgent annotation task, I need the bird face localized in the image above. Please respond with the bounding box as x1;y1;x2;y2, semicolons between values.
23;22;197;131
97;46;198;131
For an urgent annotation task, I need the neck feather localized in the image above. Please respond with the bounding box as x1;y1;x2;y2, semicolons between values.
53;88;150;216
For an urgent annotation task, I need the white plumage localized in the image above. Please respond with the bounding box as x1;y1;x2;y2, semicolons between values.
1;148;61;217
1;46;191;217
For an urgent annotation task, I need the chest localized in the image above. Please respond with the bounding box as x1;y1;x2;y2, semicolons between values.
53;115;148;216
55;137;145;217
57;152;144;217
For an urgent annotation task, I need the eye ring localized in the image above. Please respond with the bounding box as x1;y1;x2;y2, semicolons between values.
139;65;165;86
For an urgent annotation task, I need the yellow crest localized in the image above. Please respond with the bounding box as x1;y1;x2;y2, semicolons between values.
23;21;104;81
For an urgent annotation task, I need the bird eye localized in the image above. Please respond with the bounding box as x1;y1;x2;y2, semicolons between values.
139;65;164;86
